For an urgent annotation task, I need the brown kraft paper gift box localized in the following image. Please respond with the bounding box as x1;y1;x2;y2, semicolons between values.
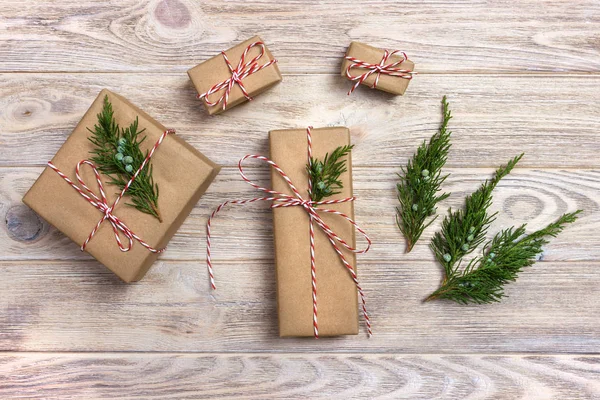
188;35;282;115
341;41;415;95
23;89;221;282
269;127;359;337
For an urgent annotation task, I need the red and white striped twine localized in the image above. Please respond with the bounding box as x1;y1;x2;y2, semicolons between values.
206;127;372;338
345;49;415;95
196;41;278;111
47;129;176;254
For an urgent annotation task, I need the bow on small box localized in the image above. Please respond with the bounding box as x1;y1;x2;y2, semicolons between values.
343;42;416;95
196;41;279;111
206;127;372;338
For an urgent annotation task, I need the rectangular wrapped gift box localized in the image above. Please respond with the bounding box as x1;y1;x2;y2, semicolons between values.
341;41;414;95
269;127;359;337
188;35;282;115
23;89;221;282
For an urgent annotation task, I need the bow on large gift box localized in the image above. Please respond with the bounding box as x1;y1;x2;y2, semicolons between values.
207;126;372;338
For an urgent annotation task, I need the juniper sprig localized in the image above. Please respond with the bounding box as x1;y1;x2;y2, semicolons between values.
426;211;581;304
396;96;453;253
430;153;523;277
87;95;163;222
307;144;354;202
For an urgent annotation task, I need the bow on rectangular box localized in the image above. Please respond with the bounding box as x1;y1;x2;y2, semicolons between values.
206;127;371;337
23;89;221;282
341;41;415;96
188;36;282;115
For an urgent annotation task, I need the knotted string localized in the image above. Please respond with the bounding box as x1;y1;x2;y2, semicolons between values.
345;49;415;95
47;129;175;253
196;41;278;111
206;127;372;337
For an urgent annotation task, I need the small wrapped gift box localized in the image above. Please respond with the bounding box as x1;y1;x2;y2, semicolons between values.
269;127;363;337
341;41;415;95
23;89;220;282
188;36;282;115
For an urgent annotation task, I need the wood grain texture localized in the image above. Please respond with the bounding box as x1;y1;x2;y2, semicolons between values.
1;0;599;74
1;166;595;262
1;353;600;399
1;73;600;168
2;0;599;396
1;257;599;352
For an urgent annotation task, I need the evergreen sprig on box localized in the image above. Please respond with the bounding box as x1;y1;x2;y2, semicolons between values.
87;95;163;222
307;145;354;202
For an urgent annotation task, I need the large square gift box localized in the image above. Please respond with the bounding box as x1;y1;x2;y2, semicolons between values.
23;89;220;282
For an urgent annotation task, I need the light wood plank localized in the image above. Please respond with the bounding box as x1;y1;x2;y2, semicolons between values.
1;353;600;399
1;0;599;73
1;74;599;168
2;166;595;262
1;257;599;353
2;0;598;394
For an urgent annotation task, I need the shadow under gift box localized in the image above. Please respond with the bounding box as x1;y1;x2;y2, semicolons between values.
22;89;221;282
269;127;359;337
188;35;282;115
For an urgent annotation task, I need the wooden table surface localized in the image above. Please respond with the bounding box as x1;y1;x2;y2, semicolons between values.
1;1;599;398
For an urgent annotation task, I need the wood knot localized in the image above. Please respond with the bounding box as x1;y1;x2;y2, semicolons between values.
504;194;544;220
155;0;191;28
5;204;47;242
10;101;45;123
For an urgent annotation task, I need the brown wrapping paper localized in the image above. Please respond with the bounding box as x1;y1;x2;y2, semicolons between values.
188;36;282;115
269;127;359;337
23;89;221;282
341;41;414;95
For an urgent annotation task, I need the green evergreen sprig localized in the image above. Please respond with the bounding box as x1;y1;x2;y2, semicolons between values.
307;145;354;202
426;211;581;304
396;96;453;253
87;95;163;222
430;153;523;276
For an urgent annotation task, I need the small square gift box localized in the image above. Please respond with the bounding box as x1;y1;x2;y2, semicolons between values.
205;126;372;337
341;41;415;95
23;89;221;282
188;36;282;115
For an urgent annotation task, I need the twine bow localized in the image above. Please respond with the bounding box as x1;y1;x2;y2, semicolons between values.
206;127;372;338
196;41;278;111
345;49;415;95
47;129;175;253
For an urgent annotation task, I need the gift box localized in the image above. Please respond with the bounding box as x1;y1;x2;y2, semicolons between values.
188;36;282;115
23;89;220;282
341;41;415;95
269;127;360;337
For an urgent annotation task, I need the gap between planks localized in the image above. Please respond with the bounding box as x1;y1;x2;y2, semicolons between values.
1;259;594;266
0;71;600;78
1;351;599;356
1;72;600;77
3;165;600;171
